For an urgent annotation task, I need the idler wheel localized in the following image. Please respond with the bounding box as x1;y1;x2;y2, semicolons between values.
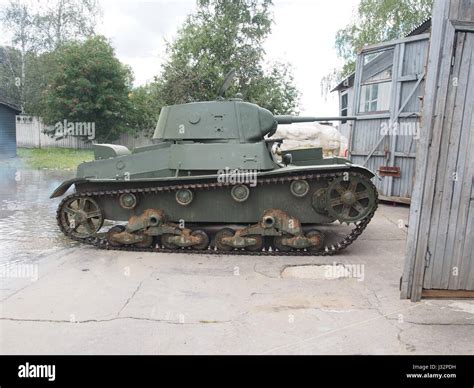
161;234;178;249
245;235;264;252
106;225;126;247
214;228;235;251
191;230;210;250
274;235;293;252
59;196;104;239
305;230;325;252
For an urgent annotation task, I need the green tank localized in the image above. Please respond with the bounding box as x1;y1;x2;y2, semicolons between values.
51;73;378;255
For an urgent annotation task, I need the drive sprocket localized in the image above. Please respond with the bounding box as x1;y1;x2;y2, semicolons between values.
325;175;377;223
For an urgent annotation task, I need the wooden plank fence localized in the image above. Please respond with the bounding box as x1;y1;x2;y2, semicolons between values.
15;116;153;150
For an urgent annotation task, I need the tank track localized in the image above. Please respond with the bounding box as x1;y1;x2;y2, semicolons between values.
56;171;378;256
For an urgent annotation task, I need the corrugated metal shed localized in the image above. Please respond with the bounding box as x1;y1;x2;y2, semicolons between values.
351;34;430;203
333;25;431;203
0;97;21;158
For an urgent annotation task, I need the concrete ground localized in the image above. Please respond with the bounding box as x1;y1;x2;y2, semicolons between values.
1;201;473;354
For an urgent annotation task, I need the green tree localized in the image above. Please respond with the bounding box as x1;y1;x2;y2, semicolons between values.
0;0;102;111
36;0;102;51
0;0;40;110
0;47;60;114
127;83;164;136
157;0;300;114
0;46;22;104
23;50;60;115
321;0;433;95
41;36;134;142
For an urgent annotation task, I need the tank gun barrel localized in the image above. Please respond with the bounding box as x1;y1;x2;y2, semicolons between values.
275;115;357;124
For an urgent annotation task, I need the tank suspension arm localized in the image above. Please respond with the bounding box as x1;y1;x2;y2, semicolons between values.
275;115;357;124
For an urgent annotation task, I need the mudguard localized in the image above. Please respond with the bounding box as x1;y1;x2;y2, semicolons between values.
50;178;88;198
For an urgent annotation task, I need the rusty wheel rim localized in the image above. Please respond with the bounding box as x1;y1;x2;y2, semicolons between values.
134;233;154;248
305;229;325;252
60;197;103;239
274;235;292;252
106;225;126;247
214;228;234;251
191;230;210;250
245;235;264;252
161;234;178;249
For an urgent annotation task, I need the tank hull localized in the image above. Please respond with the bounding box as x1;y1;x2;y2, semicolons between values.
70;164;372;224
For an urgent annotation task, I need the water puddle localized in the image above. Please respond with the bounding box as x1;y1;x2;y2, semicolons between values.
0;164;75;265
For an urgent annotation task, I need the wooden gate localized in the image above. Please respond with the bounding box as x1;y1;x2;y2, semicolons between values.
401;0;474;300
349;34;430;203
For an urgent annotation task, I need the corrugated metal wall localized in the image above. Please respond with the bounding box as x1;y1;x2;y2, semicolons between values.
349;35;430;202
0;104;18;158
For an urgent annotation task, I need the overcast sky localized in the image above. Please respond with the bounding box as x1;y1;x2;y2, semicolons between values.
1;0;360;115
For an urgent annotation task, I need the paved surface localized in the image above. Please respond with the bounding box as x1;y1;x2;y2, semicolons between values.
1;198;473;354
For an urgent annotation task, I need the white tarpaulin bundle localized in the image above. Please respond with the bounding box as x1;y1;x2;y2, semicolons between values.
274;122;348;157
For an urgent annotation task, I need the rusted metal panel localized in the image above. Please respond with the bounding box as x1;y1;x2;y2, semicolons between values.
378;166;401;177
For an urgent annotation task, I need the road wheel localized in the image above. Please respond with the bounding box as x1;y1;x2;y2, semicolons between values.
215;228;235;251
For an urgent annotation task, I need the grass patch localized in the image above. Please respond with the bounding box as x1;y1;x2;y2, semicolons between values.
17;148;94;170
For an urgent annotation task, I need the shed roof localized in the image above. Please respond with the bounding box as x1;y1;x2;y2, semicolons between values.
406;18;432;37
0;96;21;113
331;72;355;93
331;18;432;94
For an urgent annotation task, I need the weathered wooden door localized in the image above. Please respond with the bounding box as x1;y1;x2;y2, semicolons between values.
422;31;474;291
401;0;474;301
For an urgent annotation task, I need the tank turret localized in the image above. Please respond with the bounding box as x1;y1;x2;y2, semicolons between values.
153;100;277;142
153;105;357;143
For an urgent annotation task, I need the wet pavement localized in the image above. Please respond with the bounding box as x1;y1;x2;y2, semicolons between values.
0;164;75;265
0;162;473;355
